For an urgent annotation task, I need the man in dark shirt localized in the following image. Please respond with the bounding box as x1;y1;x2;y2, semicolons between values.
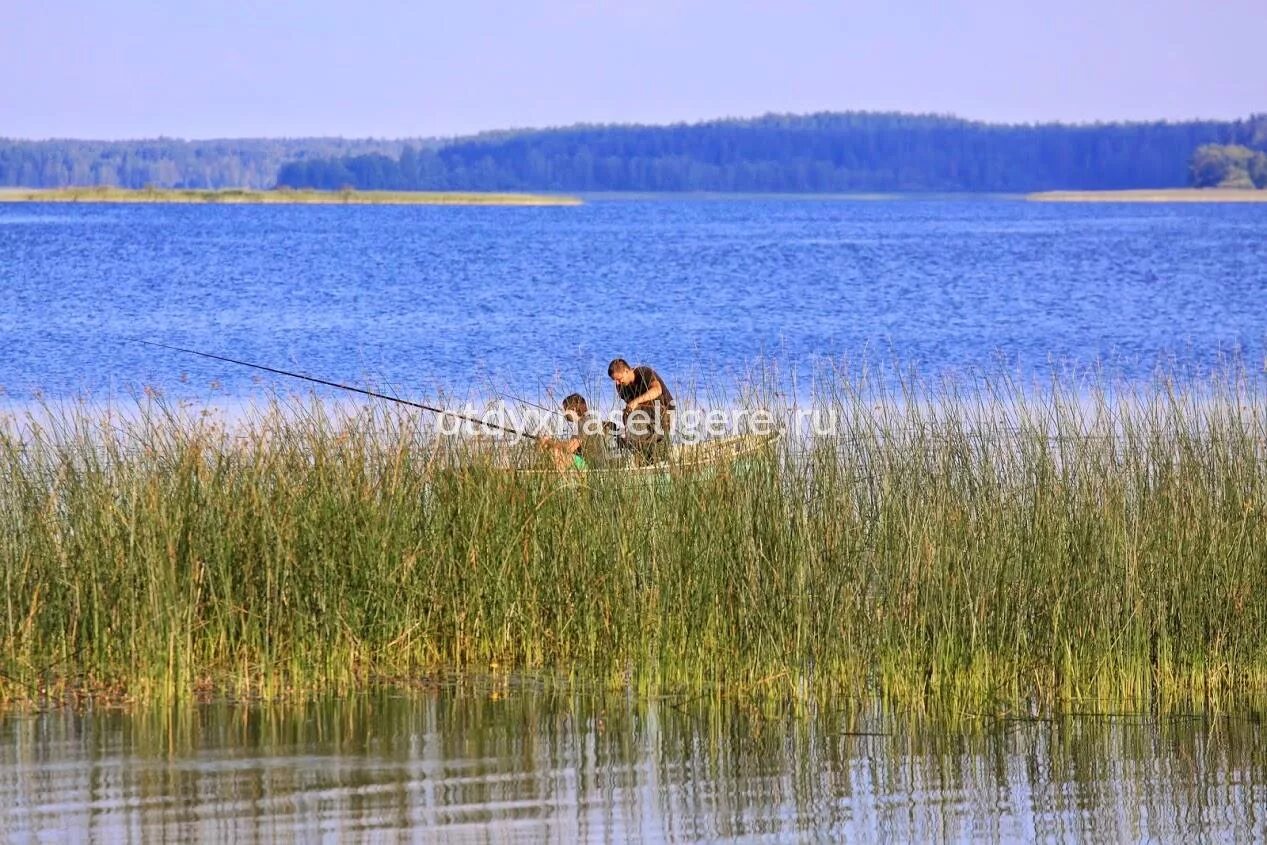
608;358;674;457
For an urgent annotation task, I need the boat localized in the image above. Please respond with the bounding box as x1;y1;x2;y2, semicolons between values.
511;430;781;481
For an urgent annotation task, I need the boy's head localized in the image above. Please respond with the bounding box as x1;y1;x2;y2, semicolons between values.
561;393;588;422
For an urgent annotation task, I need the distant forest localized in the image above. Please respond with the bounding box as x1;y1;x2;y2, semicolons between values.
4;113;1267;193
276;113;1267;193
0;138;433;189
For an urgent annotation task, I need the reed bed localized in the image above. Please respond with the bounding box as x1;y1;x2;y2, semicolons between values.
1027;188;1267;203
0;186;582;206
2;369;1266;714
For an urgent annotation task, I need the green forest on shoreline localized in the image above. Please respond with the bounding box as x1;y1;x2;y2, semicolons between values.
5;112;1266;195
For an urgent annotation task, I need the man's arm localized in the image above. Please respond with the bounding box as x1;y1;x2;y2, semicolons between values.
625;377;663;410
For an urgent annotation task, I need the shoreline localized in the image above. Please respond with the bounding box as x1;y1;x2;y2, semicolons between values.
1027;188;1267;203
0;187;583;206
6;187;1267;204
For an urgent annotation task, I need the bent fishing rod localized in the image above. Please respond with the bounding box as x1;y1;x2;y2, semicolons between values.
128;339;540;440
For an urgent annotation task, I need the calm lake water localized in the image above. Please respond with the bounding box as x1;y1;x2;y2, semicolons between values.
2;685;1264;842
2;198;1266;403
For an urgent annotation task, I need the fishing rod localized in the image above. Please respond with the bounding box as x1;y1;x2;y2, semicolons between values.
489;387;625;436
490;388;565;418
128;339;540;440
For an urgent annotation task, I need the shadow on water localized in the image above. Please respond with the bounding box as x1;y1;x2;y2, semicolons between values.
2;681;1264;841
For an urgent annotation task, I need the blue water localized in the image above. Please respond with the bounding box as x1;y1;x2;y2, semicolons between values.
2;198;1265;402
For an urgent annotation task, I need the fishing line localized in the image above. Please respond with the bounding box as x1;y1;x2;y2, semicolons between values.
126;339;539;440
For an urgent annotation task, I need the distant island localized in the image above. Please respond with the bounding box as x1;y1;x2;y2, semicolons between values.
3;112;1266;194
1028;188;1267;203
0;187;580;206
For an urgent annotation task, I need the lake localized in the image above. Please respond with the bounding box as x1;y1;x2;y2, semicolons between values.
2;684;1264;841
4;197;1267;839
2;197;1265;406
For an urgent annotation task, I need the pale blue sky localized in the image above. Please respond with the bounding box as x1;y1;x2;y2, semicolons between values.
5;0;1264;139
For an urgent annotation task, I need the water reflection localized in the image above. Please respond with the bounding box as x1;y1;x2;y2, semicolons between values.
2;683;1264;841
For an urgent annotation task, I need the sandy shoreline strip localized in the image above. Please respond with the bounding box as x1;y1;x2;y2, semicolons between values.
0;187;582;206
1027;188;1267;203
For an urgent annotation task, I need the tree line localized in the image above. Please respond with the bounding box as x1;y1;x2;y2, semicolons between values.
1190;144;1267;188
0;138;432;189
276;112;1267;193
5;113;1266;193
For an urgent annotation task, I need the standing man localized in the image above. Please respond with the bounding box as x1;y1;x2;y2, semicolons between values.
608;358;675;454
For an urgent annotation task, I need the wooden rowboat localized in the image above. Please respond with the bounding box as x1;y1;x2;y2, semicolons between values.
512;431;781;479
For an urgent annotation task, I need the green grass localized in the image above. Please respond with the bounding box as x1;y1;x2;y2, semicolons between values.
2;369;1266;714
0;186;582;206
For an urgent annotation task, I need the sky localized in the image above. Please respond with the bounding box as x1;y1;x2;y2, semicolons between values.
4;0;1264;140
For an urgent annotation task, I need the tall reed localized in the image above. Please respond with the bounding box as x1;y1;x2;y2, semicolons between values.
2;367;1265;713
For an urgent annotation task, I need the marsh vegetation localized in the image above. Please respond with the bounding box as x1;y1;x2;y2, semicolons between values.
2;368;1265;713
0;186;581;205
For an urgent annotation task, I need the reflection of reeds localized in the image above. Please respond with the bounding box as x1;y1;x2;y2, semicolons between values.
2;367;1267;713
